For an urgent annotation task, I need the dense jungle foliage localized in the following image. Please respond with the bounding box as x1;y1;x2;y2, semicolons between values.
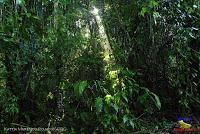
0;0;199;133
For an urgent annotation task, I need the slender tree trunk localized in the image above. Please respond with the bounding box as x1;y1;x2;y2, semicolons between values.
91;5;120;92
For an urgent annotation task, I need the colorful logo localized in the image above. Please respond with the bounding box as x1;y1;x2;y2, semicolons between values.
172;117;199;133
177;117;192;122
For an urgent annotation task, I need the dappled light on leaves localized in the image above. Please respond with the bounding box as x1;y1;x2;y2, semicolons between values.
0;0;199;133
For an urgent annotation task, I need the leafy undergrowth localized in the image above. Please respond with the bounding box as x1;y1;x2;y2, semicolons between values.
0;0;199;133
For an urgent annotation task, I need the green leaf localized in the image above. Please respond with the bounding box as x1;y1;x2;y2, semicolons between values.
121;68;136;77
59;82;65;90
16;0;25;5
79;81;87;94
140;7;148;17
74;81;87;97
150;92;161;110
122;93;128;102
189;32;195;38
102;115;111;128
150;0;159;7
26;13;31;18
95;97;103;112
112;103;119;112
105;94;112;103
153;11;160;18
123;115;129;123
47;92;54;100
138;92;149;104
129;120;134;128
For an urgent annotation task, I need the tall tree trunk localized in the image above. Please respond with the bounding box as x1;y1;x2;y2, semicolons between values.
91;5;120;92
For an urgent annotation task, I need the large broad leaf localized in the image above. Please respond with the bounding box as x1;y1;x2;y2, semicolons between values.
123;115;129;123
129;120;135;128
137;92;149;104
150;92;161;110
95;97;103;112
74;81;87;97
140;7;148;17
112;103;119;112
79;81;87;94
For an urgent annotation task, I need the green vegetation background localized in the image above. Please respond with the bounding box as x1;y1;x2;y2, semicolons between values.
0;0;199;133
